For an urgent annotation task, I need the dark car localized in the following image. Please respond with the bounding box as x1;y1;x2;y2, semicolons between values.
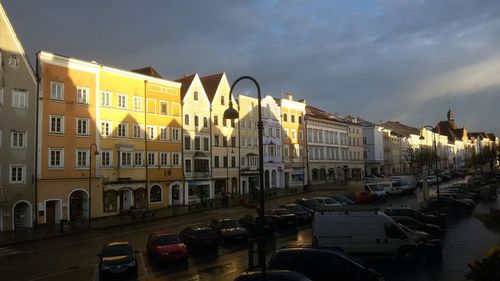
279;204;311;223
146;231;188;263
239;214;276;237
390;216;444;238
267;209;297;229
269;246;383;281
179;224;219;252
328;195;356;205
424;196;474;215
98;242;138;279
210;218;248;243
354;191;374;205
294;198;322;214
384;207;445;228
234;270;312;281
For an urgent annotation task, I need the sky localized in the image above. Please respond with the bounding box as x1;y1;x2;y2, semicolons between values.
3;0;500;136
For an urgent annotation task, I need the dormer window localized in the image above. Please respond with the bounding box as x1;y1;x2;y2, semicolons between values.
221;96;225;105
194;91;199;101
8;56;19;68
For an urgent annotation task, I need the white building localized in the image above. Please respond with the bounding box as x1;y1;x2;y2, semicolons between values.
261;95;284;190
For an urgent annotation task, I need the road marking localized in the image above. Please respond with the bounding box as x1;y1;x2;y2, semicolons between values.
138;252;149;278
0;247;21;258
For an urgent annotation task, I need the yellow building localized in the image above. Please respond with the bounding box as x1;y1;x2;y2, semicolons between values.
36;51;182;224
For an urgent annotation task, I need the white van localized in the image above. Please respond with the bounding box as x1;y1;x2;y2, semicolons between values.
391;176;416;193
312;209;441;261
364;183;387;201
377;181;403;195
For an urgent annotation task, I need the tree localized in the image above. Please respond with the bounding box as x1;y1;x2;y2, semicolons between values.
404;147;439;174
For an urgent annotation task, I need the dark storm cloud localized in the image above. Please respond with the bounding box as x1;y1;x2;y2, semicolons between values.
4;0;500;135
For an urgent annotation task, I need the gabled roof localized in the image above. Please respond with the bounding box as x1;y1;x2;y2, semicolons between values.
306;105;345;123
434;121;458;143
454;128;467;140
131;66;163;78
381;121;420;137
487;133;497;141
200;73;224;102
175;73;197;99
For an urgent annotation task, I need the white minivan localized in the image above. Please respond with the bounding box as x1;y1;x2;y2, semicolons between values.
312;209;441;261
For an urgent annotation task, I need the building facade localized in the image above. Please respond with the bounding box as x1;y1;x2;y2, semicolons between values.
176;74;212;205
261;95;284;190
36;51;183;224
277;93;307;188
238;95;260;197
345;116;364;179
0;4;37;231
362;121;384;176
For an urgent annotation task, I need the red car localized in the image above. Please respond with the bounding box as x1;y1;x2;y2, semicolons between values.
354;191;374;205
146;231;189;263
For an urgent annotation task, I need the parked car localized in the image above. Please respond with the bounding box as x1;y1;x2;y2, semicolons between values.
267;209;297;228
377;181;403;195
279;203;311;223
146;231;188;263
98;241;138;279
423;196;474;215
239;214;276;236
390;216;444;238
269;246;384;281
295;198;322;214
313;196;343;207
210;219;248;243
234;270;312;281
384;207;445;228
327;195;356;205
364;183;387;201
439;193;476;206
354;191;375;205
179;224;219;252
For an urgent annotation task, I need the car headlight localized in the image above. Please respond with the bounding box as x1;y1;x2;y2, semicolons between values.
127;260;136;267
101;264;110;270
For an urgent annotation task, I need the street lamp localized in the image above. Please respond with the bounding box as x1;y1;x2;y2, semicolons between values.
89;143;99;229
419;125;440;215
224;76;266;278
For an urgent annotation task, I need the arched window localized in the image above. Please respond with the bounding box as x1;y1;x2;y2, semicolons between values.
184;114;190;125
150;185;162;202
203;117;208;128
221;95;225;105
271;170;277;188
194;115;199;127
193;91;199;101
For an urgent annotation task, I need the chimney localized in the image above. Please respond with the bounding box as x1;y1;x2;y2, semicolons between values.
286;92;293;100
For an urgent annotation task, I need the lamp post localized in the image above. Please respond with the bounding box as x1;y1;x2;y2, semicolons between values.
224;76;266;279
419;126;440;215
88;143;99;229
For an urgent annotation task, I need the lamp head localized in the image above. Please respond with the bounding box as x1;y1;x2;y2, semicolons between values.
223;101;239;120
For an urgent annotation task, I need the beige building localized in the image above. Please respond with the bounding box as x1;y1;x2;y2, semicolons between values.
345;116;364;179
0;4;37;231
201;73;240;200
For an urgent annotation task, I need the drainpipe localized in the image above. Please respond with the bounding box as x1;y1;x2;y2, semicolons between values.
33;52;41;227
144;80;149;211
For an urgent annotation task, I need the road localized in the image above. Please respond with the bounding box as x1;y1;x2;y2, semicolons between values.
1;179;499;281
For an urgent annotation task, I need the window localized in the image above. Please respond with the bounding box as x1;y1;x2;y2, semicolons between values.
51;82;64;100
194;115;199;127
101;151;111;167
160;101;168;115
223;156;228;168
12;89;27;108
240;157;245;166
203;117;208;128
223;118;227;127
185;159;192;172
194;159;209;172
9;165;24;183
160;152;168;166
133;124;143;139
194;91;199;101
133;96;142;111
269;145;276;156
214;116;219;126
118;94;127;109
134;152;143;166
49;148;63;168
223;137;228;147
194;137;201;150
276;128;280;138
103;190;118;213
11;131;25;148
184;136;191;150
248;156;258;167
76;118;89;135
214;156;220;168
231;119;235;128
283;113;288;122
50;115;64;134
298;130;303;141
291;115;295;123
100;121;111;136
160;127;168;140
241;137;246;147
118;123;128;138
298;116;302;124
184;114;190;125
150;185;162;203
267;128;273;137
284;129;288;138
8;56;19;68
172;153;180;166
247;137;253;147
221;95;225;105
77;87;89;104
363;137;367;145
292;130;296;139
147;126;156;139
231;156;236;167
203;137;209;151
120;151;132;167
231;136;236;147
101;91;111;106
214;135;219;147
148;152;156;166
172;128;180;141
76;149;88;167
284;146;289;157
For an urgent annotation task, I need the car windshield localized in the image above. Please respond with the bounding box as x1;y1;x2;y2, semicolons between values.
220;220;240;228
155;235;180;245
287;205;305;212
194;229;216;237
102;244;131;257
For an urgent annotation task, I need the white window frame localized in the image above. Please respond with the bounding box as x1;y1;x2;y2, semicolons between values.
299;130;303;141
50;82;64;101
48;148;64;168
172;128;180;141
172;152;180;166
120;151;133;167
160;101;168;115
9;164;25;184
49;115;64;134
133;124;143;139
160;152;169;166
117;94;127;109
100;150;112;167
76;118;89;136
117;123;128;138
160;126;168;140
75;149;89;168
101;91;111;107
12;89;27;108
147;126;156;140
133;96;143;111
11;130;26;149
76;87;89;104
8;56;19;68
100;121;112;137
148;152;157;166
134;151;144;167
284;146;289;157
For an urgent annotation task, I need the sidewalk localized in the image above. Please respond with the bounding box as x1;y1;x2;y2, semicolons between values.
0;182;353;247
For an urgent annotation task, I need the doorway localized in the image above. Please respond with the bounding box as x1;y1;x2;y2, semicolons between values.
120;188;133;211
69;190;89;221
13;201;32;229
45;200;61;224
